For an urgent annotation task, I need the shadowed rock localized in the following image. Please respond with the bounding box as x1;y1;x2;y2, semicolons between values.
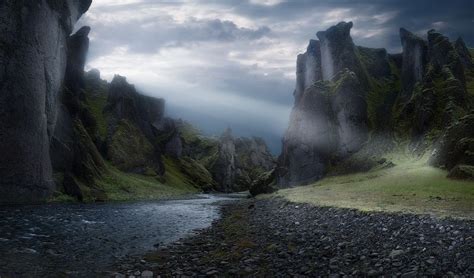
455;37;474;69
0;0;91;204
400;28;428;100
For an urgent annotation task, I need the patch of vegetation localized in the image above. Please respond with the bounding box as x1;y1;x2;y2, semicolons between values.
108;120;155;172
86;93;109;139
178;157;215;191
162;156;201;190
97;163;197;201
276;150;474;219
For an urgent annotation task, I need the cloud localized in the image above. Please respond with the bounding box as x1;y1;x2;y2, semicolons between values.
77;0;474;153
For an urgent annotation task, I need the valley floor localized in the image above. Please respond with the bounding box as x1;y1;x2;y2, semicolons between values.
279;153;474;219
119;198;473;277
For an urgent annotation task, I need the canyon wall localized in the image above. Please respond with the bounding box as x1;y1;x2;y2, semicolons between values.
0;0;92;203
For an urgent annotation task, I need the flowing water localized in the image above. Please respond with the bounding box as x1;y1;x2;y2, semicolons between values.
0;194;241;277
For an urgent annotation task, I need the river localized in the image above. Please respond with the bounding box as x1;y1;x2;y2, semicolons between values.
0;194;240;277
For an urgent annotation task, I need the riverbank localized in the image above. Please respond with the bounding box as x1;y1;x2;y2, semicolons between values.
125;198;474;277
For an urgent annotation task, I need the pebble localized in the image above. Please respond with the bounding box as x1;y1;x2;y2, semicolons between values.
115;199;473;276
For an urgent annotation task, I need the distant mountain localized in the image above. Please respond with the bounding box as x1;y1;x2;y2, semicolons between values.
276;21;474;187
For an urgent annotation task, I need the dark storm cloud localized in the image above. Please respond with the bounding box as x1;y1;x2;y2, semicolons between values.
78;0;474;153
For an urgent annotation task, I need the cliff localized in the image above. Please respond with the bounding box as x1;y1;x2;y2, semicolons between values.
0;0;92;203
277;21;474;187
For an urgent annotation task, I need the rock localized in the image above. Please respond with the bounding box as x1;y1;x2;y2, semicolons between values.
447;164;474;180
107;119;155;174
429;114;474;170
294;40;322;103
427;30;465;86
210;128;275;192
141;270;153;278
455;37;474;69
389;249;405;258
64;26;91;93
105;75;166;175
399;27;428;100
62;172;84;202
0;0;92;204
249;169;277;196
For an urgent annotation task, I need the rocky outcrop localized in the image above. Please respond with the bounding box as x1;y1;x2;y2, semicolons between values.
0;0;91;204
294;40;322;103
430;113;474;171
50;25;108;201
210;129;275;192
427;30;465;86
249;169;277;196
105;76;166;175
400;28;427;100
278;21;473;186
278;23;369;186
106;75;165;140
455;37;474;69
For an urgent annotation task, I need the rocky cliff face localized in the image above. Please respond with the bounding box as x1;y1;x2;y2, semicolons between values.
210;129;275;192
0;0;91;203
278;22;369;186
278;21;474;187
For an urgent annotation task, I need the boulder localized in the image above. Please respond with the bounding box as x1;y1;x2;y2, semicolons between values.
0;0;91;204
447;164;474;180
430;114;474;170
249;169;277;196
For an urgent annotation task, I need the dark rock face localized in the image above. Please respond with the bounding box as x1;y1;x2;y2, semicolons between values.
455;37;474;69
278;21;473;186
430;114;474;171
106;75;165;140
400;28;428;100
105;76;166;175
294;40;322;103
278;83;335;186
278;23;368;187
50;26;107;200
210;129;275;192
249;169;277;196
427;30;465;86
0;0;91;204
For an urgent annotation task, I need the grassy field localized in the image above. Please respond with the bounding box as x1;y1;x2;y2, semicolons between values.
276;151;474;219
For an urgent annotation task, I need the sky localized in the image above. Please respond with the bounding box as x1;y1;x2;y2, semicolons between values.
77;0;474;153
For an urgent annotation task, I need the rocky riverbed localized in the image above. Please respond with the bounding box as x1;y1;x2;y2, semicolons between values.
119;198;474;277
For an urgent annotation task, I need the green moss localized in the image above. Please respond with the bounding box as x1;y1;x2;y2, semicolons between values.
178;157;215;191
108;120;154;171
86;94;108;139
97;163;197;201
162;156;202;190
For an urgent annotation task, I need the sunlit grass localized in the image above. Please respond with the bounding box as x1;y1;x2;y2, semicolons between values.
276;151;474;219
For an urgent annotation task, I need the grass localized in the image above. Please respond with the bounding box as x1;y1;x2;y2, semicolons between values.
276;151;474;219
96;163;198;202
86;94;108;138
